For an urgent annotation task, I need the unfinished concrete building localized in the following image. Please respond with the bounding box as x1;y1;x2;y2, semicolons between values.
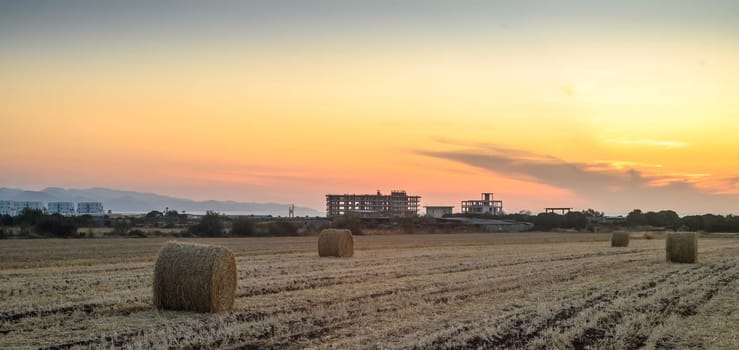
326;190;421;218
461;193;503;215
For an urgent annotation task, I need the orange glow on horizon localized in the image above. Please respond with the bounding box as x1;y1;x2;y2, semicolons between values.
2;24;739;214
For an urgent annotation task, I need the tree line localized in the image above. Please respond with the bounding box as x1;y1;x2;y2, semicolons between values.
457;208;739;233
4;207;739;239
186;211;300;237
625;209;739;232
0;209;91;238
0;209;302;238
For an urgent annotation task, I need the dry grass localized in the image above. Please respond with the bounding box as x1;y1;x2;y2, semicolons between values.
152;241;236;313
0;232;737;349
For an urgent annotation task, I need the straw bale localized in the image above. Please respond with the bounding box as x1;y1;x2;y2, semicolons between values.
611;231;630;247
318;229;354;257
152;241;236;312
666;232;698;263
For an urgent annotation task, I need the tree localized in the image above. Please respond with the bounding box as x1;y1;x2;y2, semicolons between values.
701;214;724;232
392;216;418;234
165;210;184;218
333;214;363;235
17;208;44;227
564;211;588;230
146;210;163;220
680;215;703;231
625;209;646;227
113;219;131;235
656;210;680;229
35;214;78;237
75;215;94;227
644;211;659;226
266;220;298;236
582;208;604;218
189;211;224;237
1;214;13;226
231;217;256;236
534;212;562;230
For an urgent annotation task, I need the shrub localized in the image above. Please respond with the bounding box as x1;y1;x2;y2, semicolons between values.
189;211;224;237
231;217;256;236
128;229;147;238
392;216;418;234
17;208;44;227
35;215;78;238
1;215;13;226
267;220;298;236
113;219;130;235
177;230;196;238
333;214;363;235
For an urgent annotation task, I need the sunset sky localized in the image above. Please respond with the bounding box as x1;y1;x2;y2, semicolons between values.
2;1;739;215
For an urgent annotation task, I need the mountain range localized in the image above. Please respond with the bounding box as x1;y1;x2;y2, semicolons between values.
0;187;323;217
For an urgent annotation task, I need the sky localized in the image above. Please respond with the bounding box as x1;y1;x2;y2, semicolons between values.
2;1;739;215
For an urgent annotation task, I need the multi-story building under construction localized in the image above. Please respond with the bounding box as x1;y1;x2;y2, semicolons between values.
461;193;503;215
326;190;421;217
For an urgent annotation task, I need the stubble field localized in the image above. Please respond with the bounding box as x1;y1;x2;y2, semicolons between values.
1;232;737;349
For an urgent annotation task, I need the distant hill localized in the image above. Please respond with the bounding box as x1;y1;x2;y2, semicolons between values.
0;187;323;217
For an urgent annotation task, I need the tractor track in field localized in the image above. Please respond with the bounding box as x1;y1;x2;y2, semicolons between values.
217;251;650;349
236;249;641;298
450;259;738;350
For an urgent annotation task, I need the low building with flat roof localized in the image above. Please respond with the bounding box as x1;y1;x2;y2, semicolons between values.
424;206;454;218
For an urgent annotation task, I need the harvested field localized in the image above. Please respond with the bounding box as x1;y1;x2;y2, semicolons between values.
1;232;737;349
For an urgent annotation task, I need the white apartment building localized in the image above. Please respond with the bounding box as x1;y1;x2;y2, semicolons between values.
14;201;46;213
0;200;15;216
48;202;76;216
77;202;104;215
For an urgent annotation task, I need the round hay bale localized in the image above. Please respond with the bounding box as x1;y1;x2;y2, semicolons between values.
318;229;354;257
152;241;237;313
666;232;698;263
611;231;630;247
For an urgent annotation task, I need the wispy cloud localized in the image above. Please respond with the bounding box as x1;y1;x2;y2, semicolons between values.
647;173;712;187
607;139;688;149
417;142;739;214
694;176;739;195
587;160;663;171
